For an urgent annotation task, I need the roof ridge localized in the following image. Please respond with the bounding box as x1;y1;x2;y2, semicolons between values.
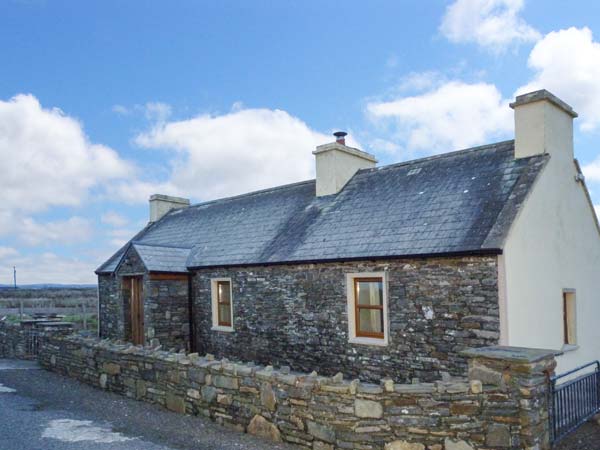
363;139;515;173
184;179;315;211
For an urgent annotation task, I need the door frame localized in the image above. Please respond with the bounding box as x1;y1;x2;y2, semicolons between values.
127;276;144;345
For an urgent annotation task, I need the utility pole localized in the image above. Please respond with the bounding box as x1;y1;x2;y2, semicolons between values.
13;266;16;289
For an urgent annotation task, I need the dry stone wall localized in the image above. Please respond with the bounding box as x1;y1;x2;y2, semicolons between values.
0;322;30;358
0;321;72;358
39;335;556;450
193;256;500;383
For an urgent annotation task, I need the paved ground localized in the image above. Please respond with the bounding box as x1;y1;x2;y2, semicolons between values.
0;359;294;450
555;421;600;450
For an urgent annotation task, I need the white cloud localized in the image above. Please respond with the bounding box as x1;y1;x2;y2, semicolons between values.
582;157;600;183
0;213;93;247
0;251;97;285
396;71;445;93
368;138;401;155
143;102;171;123
20;216;92;246
109;179;180;205
0;247;18;259
134;108;330;201
112;104;130;115
367;26;600;158
111;102;172;123
440;0;540;52
367;81;512;154
105;227;139;248
0;94;131;213
100;211;128;228
517;27;600;131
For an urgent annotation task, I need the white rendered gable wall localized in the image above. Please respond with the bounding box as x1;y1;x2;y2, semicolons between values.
501;93;600;374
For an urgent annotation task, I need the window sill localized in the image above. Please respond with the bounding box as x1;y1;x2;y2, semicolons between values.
561;344;579;353
212;325;234;333
349;336;388;347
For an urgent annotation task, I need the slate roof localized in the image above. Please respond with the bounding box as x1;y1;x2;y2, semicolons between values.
132;244;191;273
96;140;548;274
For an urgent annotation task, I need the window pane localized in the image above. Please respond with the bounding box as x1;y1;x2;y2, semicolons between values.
218;281;231;303
563;292;577;345
358;308;383;334
219;303;231;325
356;280;383;306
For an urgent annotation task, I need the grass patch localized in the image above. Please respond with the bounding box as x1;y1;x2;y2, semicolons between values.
62;314;98;330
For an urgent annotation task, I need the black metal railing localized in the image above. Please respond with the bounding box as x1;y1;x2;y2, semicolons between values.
550;361;600;445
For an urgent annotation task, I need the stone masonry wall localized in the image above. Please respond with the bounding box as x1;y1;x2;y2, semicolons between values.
0;321;72;359
145;276;190;351
98;274;123;340
193;256;500;383
39;336;557;450
0;322;31;358
101;246;190;351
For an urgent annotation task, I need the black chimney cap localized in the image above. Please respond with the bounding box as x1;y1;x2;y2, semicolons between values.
333;131;348;138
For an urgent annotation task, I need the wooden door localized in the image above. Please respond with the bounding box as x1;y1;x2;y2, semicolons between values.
130;277;144;345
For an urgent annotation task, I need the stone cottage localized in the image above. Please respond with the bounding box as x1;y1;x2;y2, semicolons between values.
96;90;600;382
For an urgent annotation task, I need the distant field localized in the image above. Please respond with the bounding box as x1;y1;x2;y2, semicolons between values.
0;287;98;330
0;286;96;299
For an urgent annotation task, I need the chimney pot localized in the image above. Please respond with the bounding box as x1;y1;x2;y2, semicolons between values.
333;131;348;145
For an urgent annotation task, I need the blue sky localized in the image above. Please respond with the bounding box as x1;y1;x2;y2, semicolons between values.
2;0;600;284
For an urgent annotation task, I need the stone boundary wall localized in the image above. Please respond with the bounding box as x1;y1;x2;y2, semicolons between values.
0;321;72;358
0;322;30;358
39;336;557;450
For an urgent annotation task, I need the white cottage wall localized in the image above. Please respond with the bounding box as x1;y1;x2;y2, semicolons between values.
503;93;600;373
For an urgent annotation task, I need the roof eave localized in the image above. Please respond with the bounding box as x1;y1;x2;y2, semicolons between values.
147;270;191;275
185;248;503;271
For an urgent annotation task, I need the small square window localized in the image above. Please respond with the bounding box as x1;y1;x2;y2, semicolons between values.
211;278;234;332
563;290;577;346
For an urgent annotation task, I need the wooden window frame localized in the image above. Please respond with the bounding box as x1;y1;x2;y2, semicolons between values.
211;278;234;332
354;277;384;339
562;289;577;347
217;280;232;327
346;272;389;346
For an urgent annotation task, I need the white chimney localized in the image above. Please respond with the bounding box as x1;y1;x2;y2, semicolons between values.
510;90;578;162
149;194;190;222
313;132;377;197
